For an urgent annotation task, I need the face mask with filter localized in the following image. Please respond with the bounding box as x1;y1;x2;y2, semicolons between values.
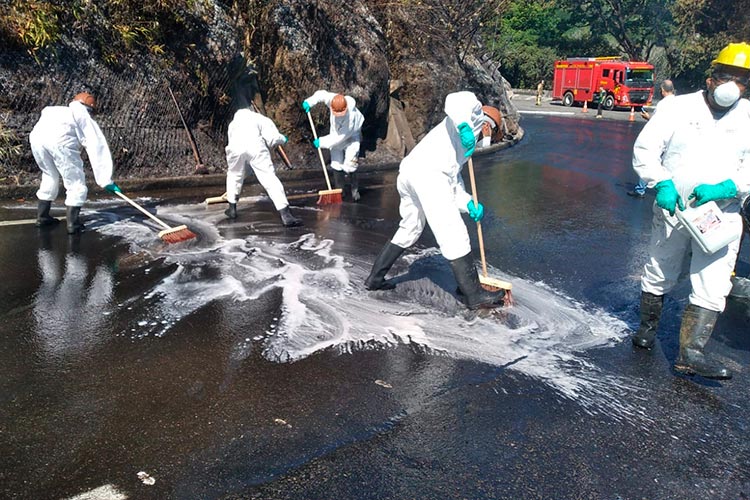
711;81;741;108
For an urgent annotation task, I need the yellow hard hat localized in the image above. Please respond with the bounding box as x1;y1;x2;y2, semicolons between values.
712;42;750;70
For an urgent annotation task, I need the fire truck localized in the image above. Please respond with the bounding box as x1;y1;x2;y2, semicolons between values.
552;57;655;110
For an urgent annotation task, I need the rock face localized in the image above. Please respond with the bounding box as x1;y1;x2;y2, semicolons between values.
0;0;521;189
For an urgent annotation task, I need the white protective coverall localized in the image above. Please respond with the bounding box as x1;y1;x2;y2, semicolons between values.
30;101;113;207
304;90;364;173
633;91;750;311
225;109;290;210
390;91;487;261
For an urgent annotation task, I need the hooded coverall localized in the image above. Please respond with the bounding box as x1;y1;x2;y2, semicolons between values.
389;91;486;261
633;91;750;311
30;101;114;207
303;90;364;173
225;109;290;210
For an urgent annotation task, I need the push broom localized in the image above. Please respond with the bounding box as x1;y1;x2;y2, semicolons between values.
306;111;342;205
203;141;290;205
467;157;513;305
205;192;228;205
113;191;197;244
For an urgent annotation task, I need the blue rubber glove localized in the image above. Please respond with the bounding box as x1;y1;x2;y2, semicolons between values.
104;183;121;194
281;135;288;144
302;101;311;113
467;200;484;222
457;122;476;158
654;179;685;216
313;138;320;149
689;179;737;207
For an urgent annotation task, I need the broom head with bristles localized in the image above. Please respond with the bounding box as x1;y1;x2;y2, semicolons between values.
158;224;198;244
205;193;228;205
317;188;343;205
479;276;514;306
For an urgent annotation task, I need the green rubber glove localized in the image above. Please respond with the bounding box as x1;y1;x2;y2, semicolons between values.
467;200;484;222
457;122;475;157
302;101;311;113
689;179;737;207
104;183;121;194
282;135;288;144
313;138;320;149
654;179;685;216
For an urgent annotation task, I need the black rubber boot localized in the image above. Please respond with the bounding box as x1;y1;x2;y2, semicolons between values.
66;206;84;234
350;172;360;202
279;206;303;227
674;304;731;380
450;253;505;310
333;170;346;190
632;292;663;349
365;242;405;290
36;200;59;227
225;202;237;219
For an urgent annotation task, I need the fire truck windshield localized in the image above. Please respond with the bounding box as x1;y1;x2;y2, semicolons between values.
625;69;654;87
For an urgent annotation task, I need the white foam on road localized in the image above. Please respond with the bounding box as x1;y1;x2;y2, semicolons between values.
65;484;127;500
99;208;645;422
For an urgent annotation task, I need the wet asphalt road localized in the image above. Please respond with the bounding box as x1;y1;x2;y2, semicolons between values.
1;113;749;500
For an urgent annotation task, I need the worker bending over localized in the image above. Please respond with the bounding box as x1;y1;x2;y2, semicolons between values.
302;90;365;201
224;108;302;227
30;92;120;234
364;91;505;310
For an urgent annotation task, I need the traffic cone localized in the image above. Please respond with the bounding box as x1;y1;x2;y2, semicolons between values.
582;100;588;113
629;107;635;121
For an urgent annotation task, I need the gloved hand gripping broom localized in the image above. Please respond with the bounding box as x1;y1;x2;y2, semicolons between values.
306;111;343;205
467;157;513;305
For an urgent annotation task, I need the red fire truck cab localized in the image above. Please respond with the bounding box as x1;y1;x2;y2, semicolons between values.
552;57;655;110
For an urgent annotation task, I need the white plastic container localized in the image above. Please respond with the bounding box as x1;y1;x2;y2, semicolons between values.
675;200;741;254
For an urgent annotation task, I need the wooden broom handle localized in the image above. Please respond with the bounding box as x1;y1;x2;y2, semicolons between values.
276;144;292;168
167;84;203;166
249;101;293;168
114;191;172;231
467;157;489;278
306;111;333;190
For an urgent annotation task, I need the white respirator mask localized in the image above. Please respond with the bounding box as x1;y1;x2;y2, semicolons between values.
712;81;741;108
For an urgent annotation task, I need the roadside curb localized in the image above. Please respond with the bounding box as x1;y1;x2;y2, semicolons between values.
0;160;401;200
0;134;524;200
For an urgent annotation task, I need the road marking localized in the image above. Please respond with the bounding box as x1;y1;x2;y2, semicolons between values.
65;484;127;500
1;183;399;225
0;218;66;226
519;110;576;116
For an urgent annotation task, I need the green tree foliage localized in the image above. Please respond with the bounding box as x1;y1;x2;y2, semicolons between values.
0;1;61;58
482;0;748;89
668;0;750;88
484;0;611;87
567;0;674;61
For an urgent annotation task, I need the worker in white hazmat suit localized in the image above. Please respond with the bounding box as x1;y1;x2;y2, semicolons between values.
224;108;302;227
364;91;505;310
29;92;120;234
302;90;365;201
630;42;750;380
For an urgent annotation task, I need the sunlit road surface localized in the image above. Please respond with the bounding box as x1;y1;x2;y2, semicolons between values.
1;115;748;500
